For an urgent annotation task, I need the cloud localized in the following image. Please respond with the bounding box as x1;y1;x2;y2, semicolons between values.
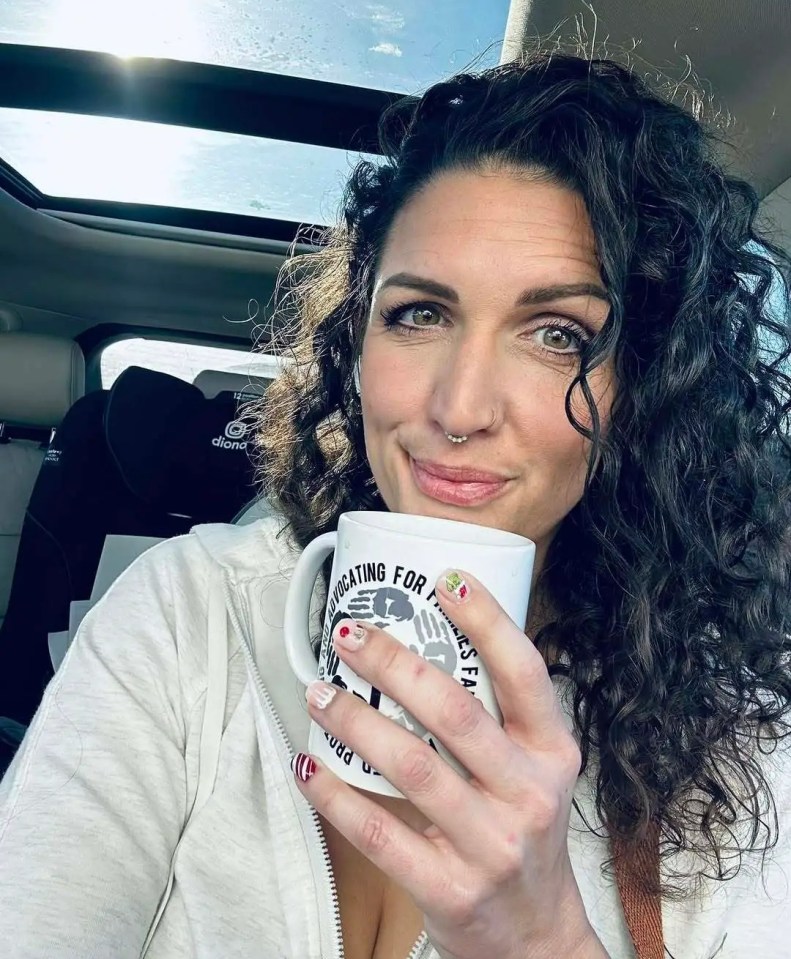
370;41;403;57
367;5;406;30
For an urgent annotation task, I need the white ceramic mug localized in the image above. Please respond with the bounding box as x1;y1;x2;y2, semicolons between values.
283;511;536;798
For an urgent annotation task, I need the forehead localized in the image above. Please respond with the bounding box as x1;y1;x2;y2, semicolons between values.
377;170;601;287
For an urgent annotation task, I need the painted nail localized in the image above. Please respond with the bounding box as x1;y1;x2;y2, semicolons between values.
333;620;368;652
444;570;470;602
291;752;317;782
305;680;338;710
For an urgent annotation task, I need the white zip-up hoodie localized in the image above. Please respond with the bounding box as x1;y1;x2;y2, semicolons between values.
0;517;789;959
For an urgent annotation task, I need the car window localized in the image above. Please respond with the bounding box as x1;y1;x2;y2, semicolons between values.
99;337;285;389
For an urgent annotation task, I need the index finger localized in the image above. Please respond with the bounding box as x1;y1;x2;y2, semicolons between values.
435;569;567;744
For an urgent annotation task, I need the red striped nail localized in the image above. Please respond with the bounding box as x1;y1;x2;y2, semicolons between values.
291;752;317;783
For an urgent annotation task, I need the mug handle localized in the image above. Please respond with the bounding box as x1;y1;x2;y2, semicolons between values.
283;531;337;685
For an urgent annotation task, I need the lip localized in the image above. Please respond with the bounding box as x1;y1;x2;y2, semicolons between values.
409;457;511;507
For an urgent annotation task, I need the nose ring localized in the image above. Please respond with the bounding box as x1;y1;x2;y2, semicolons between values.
444;432;468;444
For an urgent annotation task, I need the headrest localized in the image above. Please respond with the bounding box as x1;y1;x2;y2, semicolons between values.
105;366;257;519
0;333;85;428
192;368;271;400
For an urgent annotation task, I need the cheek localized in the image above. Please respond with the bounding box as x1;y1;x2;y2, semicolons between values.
534;373;614;509
519;402;588;471
361;343;429;425
512;371;603;489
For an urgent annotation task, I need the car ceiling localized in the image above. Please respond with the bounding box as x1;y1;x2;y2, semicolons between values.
0;0;788;349
512;0;791;197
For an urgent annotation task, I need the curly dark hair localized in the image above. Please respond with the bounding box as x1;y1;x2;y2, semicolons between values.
256;48;791;898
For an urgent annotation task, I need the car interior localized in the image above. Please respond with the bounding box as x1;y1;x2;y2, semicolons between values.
0;0;789;775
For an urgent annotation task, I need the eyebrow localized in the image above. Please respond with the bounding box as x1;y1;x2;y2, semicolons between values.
377;271;610;307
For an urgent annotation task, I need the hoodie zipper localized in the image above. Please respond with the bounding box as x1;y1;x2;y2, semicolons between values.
406;932;430;959
221;577;431;959
221;577;341;959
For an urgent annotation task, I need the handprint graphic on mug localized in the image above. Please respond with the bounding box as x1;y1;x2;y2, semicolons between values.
328;589;460;742
347;587;415;628
409;608;459;674
388;607;459;739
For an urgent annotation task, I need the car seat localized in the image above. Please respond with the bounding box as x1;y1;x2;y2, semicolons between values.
0;366;259;737
0;333;85;631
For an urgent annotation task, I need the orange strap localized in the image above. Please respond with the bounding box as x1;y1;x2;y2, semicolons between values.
611;823;664;959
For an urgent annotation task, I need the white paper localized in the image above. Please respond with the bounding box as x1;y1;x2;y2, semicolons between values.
47;631;71;672
68;599;93;638
90;535;165;603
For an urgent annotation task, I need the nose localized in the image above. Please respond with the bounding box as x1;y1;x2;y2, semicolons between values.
428;338;501;440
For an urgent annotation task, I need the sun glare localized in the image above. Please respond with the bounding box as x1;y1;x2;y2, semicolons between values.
40;0;208;62
9;112;195;206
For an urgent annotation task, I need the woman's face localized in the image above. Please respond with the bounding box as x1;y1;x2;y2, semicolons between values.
360;169;613;569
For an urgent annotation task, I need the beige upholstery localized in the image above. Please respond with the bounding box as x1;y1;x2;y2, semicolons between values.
0;332;85;428
0;333;86;625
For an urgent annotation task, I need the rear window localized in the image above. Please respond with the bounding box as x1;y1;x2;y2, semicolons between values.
99;337;285;389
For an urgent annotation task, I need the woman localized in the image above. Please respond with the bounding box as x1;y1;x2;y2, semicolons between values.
1;50;790;959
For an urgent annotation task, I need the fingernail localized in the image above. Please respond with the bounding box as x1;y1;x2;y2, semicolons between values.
291;752;317;782
333;620;368;651
442;570;470;602
305;680;338;710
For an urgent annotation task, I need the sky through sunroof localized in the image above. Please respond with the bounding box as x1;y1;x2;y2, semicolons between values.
0;108;370;225
0;1;511;223
1;0;510;93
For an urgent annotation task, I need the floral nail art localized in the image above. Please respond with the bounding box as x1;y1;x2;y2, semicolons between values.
445;570;470;601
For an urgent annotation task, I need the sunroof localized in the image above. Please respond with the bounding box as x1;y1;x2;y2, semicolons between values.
0;107;369;224
0;2;511;228
1;0;511;93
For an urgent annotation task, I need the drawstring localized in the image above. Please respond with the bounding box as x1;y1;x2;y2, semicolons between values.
140;571;229;957
192;572;230;812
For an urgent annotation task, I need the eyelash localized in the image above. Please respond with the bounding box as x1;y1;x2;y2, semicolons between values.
379;300;591;355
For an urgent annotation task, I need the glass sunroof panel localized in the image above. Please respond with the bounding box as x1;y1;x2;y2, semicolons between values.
0;108;368;223
0;0;511;93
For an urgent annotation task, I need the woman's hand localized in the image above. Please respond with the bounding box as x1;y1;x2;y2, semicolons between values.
292;570;607;959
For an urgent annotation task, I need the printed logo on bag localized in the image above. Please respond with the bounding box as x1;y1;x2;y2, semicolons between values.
212;418;249;450
318;562;481;778
44;446;62;465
